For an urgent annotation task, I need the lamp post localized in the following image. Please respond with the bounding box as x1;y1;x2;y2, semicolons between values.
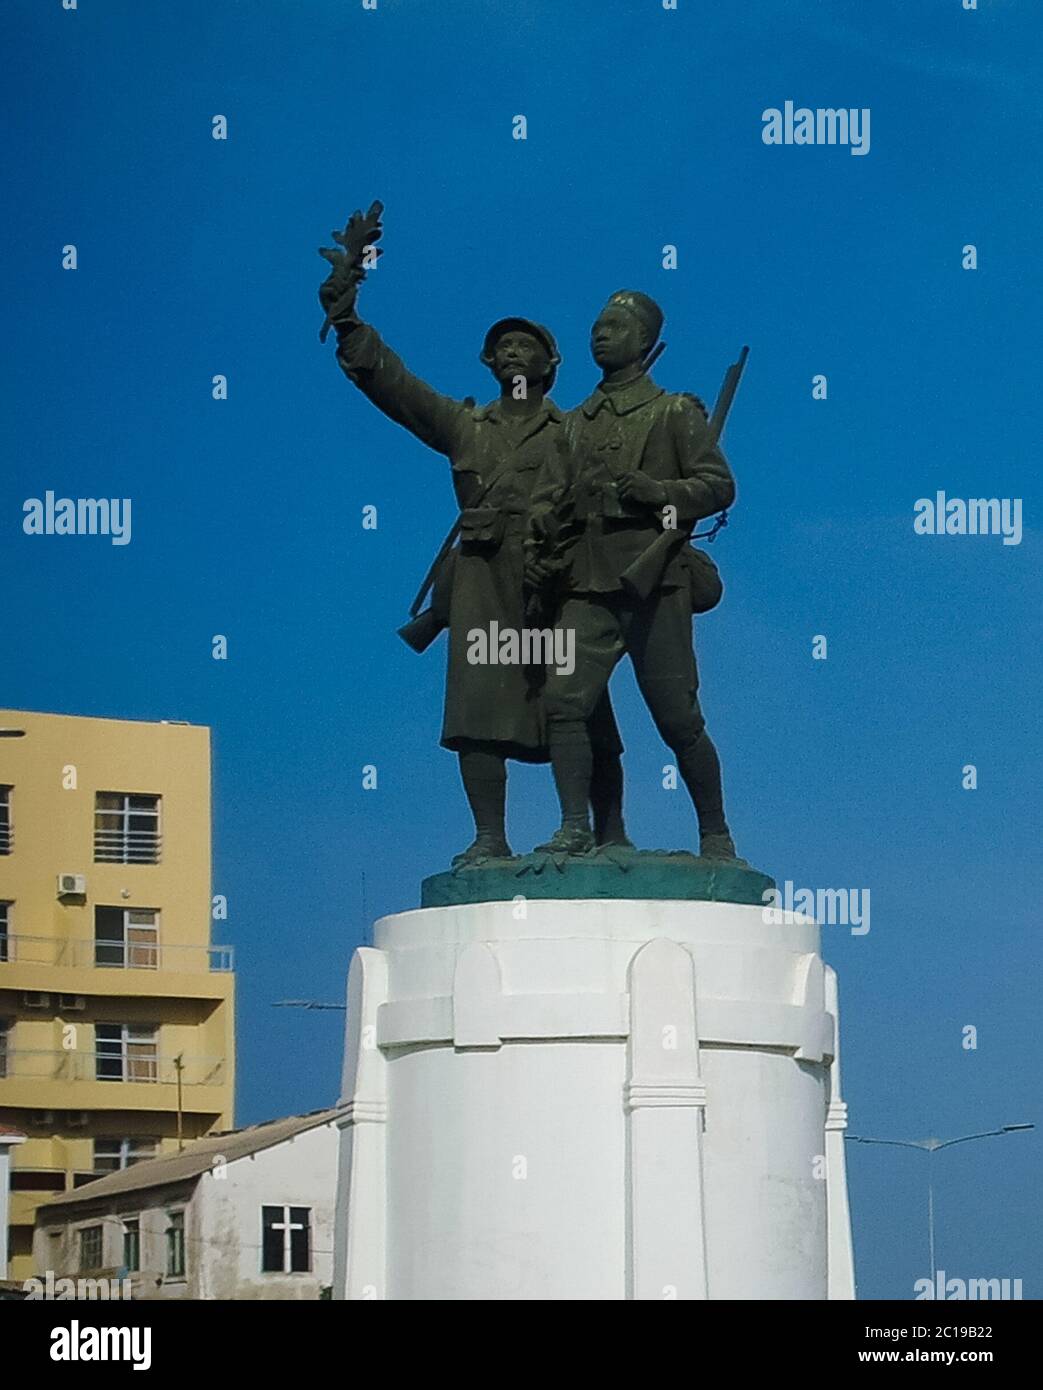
846;1124;1034;1277
173;1052;185;1153
271;1000;345;1010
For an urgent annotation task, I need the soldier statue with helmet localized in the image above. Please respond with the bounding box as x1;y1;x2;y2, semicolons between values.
317;206;629;867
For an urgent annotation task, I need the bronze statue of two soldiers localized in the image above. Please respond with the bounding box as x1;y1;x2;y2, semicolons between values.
319;205;742;867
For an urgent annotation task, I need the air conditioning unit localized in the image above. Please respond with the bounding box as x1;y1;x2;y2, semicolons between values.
65;1111;90;1129
57;873;87;897
59;994;87;1012
22;991;52;1009
29;1111;56;1127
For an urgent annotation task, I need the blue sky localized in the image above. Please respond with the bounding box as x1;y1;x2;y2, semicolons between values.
3;0;1040;1299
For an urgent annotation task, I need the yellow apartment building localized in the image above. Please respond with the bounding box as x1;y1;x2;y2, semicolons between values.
0;709;235;1282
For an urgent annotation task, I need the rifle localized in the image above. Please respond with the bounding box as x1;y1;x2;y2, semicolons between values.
397;450;528;653
397;520;460;652
618;344;748;602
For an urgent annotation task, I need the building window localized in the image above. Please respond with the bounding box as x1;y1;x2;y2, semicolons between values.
0;786;11;854
122;1219;141;1273
0;901;10;962
95;1023;158;1082
94;1137;159;1172
95;907;159;969
94;792;161;864
261;1205;311;1274
165;1210;185;1278
10;1170;66;1192
79;1225;103;1272
72;1171;105;1188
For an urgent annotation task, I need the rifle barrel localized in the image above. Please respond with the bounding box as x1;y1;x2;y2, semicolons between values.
709;344;749;442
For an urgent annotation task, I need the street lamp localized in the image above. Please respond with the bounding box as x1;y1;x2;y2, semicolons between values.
846;1124;1034;1277
271;999;346;1011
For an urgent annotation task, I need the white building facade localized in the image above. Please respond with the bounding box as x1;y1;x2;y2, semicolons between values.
33;1108;342;1300
1;1125;27;1277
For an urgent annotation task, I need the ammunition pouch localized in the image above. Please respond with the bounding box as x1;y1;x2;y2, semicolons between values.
459;506;505;550
576;480;637;523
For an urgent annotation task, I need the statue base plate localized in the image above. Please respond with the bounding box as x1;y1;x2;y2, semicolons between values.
421;847;774;909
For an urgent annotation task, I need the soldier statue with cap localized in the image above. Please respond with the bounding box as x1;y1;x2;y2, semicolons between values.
527;290;741;861
317;212;629;867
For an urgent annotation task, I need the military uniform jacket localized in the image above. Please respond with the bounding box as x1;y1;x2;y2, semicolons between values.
336;322;563;758
532;373;736;594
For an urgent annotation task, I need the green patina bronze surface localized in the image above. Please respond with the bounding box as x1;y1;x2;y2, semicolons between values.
321;203;756;873
421;848;775;909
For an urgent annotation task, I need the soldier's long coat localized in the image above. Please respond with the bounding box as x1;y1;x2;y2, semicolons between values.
336;323;569;759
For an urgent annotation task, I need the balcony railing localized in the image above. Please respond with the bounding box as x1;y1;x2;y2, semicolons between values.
0;935;234;973
93;829;161;864
2;1049;226;1086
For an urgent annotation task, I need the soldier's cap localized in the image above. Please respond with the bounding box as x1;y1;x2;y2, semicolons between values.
481;317;561;389
601;290;665;346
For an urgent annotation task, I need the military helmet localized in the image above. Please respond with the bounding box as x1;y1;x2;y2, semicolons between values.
603;290;664;348
480;316;561;391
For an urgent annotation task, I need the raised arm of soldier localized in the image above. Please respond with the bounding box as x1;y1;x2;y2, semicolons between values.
318;208;465;457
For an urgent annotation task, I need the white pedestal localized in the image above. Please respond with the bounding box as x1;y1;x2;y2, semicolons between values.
333;898;855;1300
